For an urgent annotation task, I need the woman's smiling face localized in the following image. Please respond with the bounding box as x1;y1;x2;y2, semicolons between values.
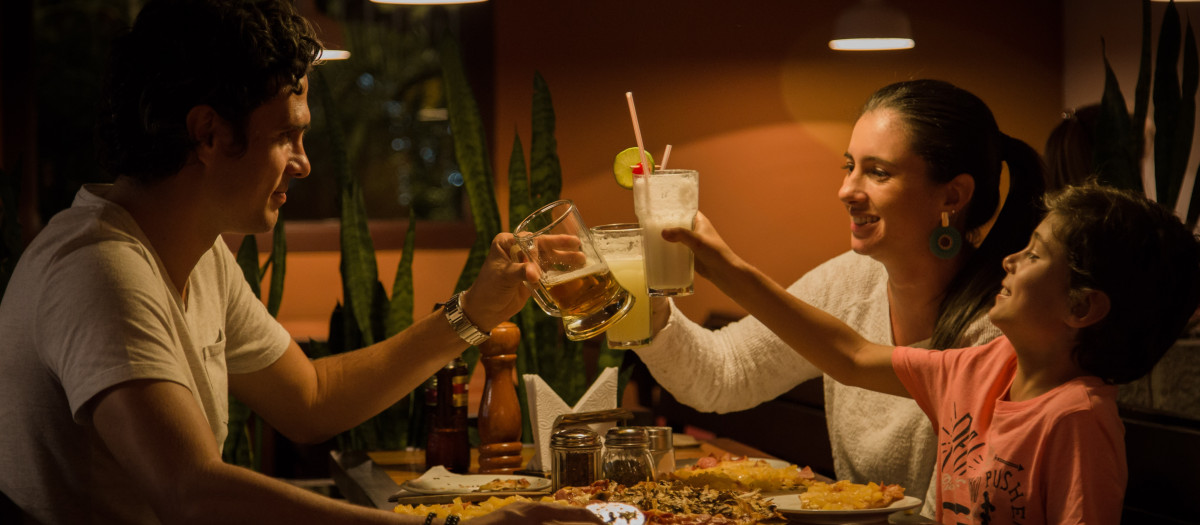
839;109;948;265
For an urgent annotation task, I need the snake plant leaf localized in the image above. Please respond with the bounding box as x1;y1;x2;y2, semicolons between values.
530;72;562;206
225;232;261;469
1133;0;1153;162
1096;40;1142;191
266;217;287;317
222;393;254;468
339;171;383;347
325;303;347;357
506;134;544;443
1183;21;1200;226
318;66;382;347
509;133;534;232
442;35;501;375
1154;0;1184;208
386;210;418;338
235;235;262;298
441;36;501;242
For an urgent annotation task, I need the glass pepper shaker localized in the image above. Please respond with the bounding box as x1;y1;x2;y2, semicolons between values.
602;427;655;487
550;427;602;492
643;426;675;479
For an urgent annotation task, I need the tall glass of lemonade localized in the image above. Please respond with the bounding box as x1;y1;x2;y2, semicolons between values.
590;223;651;348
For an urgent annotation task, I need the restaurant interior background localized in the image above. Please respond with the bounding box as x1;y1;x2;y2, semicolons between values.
2;0;1198;519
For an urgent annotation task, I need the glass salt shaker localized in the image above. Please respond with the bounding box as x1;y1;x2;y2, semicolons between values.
602;427;655;487
643;426;675;479
550;427;602;492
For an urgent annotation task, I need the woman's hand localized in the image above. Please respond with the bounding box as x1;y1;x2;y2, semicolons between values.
661;212;746;289
461;233;539;331
467;501;603;525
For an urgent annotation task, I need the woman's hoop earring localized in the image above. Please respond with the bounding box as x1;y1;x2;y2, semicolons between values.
929;211;962;259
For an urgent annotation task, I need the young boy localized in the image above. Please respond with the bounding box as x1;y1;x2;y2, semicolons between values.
666;183;1200;524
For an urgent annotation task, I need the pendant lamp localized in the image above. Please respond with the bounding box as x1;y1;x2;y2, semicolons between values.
829;0;915;51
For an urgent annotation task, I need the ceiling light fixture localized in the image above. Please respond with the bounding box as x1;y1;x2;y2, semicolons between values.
297;0;351;61
370;0;486;5
829;0;915;51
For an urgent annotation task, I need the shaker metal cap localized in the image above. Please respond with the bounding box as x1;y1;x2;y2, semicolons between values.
642;426;673;451
604;426;649;447
552;427;601;448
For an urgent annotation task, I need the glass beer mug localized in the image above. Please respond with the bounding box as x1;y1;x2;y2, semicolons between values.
513;200;634;341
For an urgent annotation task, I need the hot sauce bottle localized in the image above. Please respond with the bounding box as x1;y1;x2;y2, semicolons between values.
425;356;470;473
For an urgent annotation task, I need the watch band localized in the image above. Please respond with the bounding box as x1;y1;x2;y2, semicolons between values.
443;291;490;346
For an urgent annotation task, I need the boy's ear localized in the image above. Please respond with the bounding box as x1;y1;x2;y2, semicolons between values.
1067;289;1110;328
943;173;976;211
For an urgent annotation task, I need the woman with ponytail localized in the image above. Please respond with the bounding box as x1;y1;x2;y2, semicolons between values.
634;79;1045;518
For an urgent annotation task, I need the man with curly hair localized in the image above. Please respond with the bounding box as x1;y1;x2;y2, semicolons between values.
0;1;599;524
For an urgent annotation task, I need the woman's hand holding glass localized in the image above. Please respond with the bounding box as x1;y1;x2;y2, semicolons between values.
658;212;747;290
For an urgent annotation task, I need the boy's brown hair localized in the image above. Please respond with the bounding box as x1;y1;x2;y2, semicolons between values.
1046;183;1200;384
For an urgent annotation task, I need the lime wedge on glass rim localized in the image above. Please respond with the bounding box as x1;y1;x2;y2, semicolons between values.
612;147;655;189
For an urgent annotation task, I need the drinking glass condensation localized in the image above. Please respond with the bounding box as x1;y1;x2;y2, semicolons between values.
633;169;699;296
513;200;634;341
590;224;652;348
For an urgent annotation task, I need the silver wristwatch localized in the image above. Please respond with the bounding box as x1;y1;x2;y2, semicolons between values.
443;291;490;346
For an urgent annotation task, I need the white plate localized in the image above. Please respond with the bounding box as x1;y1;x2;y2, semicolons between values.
674;456;792;470
399;470;551;495
767;495;922;524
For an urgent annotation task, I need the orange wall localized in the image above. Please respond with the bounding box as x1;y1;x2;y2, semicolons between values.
273;0;1063;339
489;0;1062;326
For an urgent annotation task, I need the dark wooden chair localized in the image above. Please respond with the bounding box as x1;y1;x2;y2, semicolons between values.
1120;406;1200;524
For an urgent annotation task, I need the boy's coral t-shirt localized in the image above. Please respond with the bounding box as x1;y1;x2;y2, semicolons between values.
892;337;1126;525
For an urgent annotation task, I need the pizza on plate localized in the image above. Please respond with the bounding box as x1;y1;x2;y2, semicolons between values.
476;478;532;492
553;480;782;525
394;480;783;524
664;454;814;492
798;480;906;510
394;495;546;520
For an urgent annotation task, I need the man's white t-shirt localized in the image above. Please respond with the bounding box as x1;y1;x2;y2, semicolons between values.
0;184;291;524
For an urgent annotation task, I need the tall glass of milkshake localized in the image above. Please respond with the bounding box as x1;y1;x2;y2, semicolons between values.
633;169;699;296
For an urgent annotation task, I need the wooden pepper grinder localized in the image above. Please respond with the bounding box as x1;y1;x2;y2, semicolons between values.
477;322;524;473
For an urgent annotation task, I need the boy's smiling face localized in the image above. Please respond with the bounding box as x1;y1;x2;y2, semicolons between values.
990;213;1077;339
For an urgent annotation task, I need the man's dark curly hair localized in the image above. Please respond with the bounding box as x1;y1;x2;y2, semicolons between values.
1047;183;1200;384
97;0;322;182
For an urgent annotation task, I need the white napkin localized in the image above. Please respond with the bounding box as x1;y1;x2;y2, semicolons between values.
524;367;620;471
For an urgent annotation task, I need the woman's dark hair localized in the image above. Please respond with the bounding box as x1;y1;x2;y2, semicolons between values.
862;79;1047;349
1043;104;1101;192
1046;183;1200;384
97;0;322;182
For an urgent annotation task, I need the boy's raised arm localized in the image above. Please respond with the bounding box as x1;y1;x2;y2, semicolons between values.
662;213;908;398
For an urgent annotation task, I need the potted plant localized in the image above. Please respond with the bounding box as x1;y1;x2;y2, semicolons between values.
1094;0;1200;421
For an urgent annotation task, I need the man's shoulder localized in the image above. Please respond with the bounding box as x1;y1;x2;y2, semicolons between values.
26;206;149;269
